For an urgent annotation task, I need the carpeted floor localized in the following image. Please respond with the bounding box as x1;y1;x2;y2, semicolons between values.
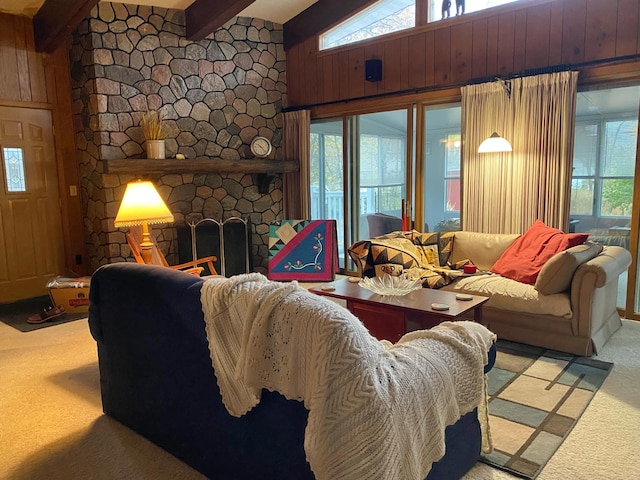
480;341;613;479
0;317;639;479
0;296;87;332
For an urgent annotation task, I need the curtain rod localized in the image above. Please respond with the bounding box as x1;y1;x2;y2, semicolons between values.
283;53;640;113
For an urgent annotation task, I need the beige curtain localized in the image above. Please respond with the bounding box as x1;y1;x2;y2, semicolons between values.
282;109;311;219
461;71;578;233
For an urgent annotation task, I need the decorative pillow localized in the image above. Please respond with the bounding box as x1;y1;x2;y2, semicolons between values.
417;244;441;267
374;263;404;277
535;242;603;295
490;220;589;285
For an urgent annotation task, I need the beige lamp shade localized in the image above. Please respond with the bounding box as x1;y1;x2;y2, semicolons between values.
114;180;174;227
478;132;513;153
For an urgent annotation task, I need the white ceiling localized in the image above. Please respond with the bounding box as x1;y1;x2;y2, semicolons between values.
0;0;318;24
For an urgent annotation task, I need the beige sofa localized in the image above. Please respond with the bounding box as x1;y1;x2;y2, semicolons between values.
348;231;631;356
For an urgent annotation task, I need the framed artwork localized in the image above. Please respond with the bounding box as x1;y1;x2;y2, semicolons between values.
268;219;338;281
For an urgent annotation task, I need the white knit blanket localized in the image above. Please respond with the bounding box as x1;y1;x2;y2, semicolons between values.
201;273;495;480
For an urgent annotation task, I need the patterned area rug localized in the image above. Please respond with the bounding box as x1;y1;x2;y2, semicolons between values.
480;340;613;479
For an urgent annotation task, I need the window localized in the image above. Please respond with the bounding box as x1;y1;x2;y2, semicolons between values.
570;86;640;233
320;0;527;50
2;147;26;192
428;0;520;21
321;0;415;50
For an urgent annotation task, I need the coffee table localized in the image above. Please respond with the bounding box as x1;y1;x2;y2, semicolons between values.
310;278;489;343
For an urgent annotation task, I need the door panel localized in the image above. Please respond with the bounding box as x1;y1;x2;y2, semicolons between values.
0;107;64;303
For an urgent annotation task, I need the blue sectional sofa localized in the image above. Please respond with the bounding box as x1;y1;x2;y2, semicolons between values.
88;263;495;480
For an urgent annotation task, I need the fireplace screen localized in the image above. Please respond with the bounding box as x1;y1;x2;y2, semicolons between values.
177;217;252;277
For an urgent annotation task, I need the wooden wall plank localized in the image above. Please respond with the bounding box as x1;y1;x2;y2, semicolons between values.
486;15;499;77
12;16;32;103
0;14;21;102
399;36;409;91
320;54;333;104
433;27;451;85
337;51;350;101
303;37;319;106
384;38;403;92
450;22;473;84
513;9;527;72
525;3;551;70
424;30;435;86
25;19;47;103
561;0;587;64
407;32;427;89
616;0;639;56
348;47;365;99
497;12;515;75
471;18;488;80
286;43;303;107
584;0;618;61
548;0;564;65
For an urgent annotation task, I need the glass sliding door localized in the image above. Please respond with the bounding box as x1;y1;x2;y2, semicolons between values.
310;109;411;272
421;103;462;233
570;85;640;312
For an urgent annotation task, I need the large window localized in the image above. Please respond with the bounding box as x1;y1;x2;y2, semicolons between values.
427;0;520;21
321;0;526;50
570;85;640;310
321;0;415;50
570;86;640;238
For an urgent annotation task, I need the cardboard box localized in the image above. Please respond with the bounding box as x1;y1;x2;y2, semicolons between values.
47;276;91;313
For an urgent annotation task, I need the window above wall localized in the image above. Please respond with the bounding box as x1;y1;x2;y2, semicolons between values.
320;0;523;51
321;0;415;50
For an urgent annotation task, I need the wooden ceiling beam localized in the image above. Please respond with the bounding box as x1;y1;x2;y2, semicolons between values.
186;0;256;40
284;0;376;50
33;0;99;53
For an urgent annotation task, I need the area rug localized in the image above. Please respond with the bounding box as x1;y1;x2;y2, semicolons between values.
480;340;613;479
0;296;87;333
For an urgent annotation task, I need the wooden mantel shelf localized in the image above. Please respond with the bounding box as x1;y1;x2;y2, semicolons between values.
104;158;300;175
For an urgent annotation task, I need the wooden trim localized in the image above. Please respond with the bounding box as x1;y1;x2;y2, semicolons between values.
33;0;99;53
284;0;377;50
104;158;299;175
0;100;52;110
185;0;255;40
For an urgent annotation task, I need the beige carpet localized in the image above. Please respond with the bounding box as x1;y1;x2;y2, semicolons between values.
0;317;639;480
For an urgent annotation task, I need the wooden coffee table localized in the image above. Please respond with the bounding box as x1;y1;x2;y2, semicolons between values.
310;278;489;343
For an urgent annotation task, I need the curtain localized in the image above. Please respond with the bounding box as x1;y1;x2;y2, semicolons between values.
461;71;578;233
282;109;311;219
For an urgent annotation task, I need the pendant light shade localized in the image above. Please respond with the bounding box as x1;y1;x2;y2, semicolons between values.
478;132;513;153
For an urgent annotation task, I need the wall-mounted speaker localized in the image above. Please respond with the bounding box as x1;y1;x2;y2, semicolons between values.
365;59;382;82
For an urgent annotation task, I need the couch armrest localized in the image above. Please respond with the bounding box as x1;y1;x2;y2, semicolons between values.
570;245;631;338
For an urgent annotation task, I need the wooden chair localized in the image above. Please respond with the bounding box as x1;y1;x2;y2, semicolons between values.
126;225;218;276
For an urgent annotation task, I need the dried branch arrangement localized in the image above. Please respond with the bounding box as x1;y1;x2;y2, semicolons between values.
140;110;168;140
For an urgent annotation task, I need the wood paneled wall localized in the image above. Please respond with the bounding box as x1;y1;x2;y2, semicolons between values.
286;0;640;108
0;14;48;104
0;12;86;275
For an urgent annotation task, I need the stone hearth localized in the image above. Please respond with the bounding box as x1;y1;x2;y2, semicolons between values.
70;2;287;272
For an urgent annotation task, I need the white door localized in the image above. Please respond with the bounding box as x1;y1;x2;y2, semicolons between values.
0;107;65;303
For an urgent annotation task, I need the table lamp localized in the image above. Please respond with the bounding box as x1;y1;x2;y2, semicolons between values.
114;180;174;264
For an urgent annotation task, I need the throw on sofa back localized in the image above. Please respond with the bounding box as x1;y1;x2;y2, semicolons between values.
348;231;455;281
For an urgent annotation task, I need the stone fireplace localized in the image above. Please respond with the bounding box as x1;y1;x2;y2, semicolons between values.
70;2;288;272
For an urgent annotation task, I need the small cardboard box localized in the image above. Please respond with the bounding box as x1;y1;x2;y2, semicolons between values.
47;276;91;313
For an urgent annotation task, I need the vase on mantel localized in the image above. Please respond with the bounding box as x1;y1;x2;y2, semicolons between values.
146;139;165;159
